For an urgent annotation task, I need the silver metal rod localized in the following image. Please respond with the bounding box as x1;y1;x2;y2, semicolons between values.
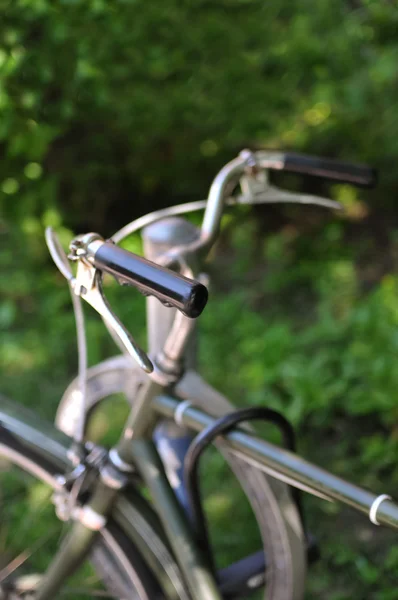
201;151;286;249
201;155;246;244
153;395;398;531
111;200;209;244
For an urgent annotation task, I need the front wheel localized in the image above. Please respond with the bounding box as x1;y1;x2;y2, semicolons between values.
0;394;190;600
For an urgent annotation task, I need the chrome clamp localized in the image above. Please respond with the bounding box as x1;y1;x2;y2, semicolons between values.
174;400;193;427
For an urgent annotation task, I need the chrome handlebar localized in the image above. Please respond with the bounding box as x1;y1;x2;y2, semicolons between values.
46;149;347;380
112;149;343;266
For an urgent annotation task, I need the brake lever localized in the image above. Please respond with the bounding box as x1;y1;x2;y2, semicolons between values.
238;171;343;211
45;227;153;373
72;260;153;373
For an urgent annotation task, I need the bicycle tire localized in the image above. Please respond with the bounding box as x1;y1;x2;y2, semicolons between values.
0;394;191;600
56;357;307;600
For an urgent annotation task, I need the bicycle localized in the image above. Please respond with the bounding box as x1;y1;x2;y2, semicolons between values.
1;149;396;600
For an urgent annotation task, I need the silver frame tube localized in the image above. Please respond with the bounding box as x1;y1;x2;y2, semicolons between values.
153;395;398;531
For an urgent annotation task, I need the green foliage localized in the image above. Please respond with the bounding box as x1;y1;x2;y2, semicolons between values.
203;215;398;441
1;0;398;237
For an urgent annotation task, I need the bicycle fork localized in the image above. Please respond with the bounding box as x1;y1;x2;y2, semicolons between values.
35;464;122;600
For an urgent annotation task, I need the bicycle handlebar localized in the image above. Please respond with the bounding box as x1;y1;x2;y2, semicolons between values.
281;153;377;188
198;150;377;258
109;148;376;289
87;239;208;319
65;147;376;375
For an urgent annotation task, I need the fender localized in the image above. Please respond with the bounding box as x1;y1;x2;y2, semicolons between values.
0;394;71;483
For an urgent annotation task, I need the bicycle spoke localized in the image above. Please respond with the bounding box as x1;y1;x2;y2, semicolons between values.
0;550;31;583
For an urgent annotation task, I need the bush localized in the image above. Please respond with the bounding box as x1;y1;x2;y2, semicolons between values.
1;0;398;235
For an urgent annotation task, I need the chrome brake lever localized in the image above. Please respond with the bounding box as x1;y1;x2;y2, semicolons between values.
238;171;343;211
72;260;153;373
46;227;153;373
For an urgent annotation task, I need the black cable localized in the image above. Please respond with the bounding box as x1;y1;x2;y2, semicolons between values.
183;407;305;574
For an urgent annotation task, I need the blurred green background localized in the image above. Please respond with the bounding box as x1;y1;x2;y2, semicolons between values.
1;1;398;598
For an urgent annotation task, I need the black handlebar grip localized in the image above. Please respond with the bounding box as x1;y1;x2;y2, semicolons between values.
92;241;208;318
283;153;377;188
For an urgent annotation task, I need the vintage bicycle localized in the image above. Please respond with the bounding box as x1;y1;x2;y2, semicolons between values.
1;149;395;600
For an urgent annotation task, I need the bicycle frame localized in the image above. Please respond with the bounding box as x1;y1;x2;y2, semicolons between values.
153;395;398;530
